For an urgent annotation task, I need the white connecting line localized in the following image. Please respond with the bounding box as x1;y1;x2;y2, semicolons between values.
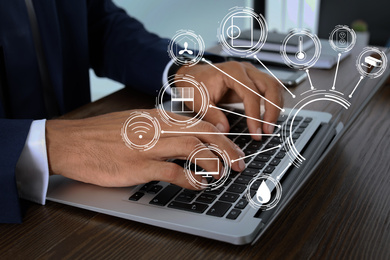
209;104;281;128
253;55;296;98
349;76;364;98
161;130;279;137
231;145;281;163
305;69;315;90
332;53;342;90
276;163;292;180
201;58;285;112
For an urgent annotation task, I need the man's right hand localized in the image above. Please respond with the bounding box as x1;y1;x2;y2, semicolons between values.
45;109;245;190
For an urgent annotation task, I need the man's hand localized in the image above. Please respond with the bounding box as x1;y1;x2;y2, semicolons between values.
177;61;284;140
46;109;245;189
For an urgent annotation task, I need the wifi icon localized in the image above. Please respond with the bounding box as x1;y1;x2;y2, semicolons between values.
129;121;153;139
121;112;161;151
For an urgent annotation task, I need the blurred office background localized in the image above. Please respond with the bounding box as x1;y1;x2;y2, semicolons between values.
90;0;389;101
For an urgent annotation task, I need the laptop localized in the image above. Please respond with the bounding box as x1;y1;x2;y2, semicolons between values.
46;51;389;245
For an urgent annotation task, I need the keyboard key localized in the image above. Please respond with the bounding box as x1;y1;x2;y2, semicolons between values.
168;201;208;213
254;155;271;162
175;192;196;203
235;119;247;128
139;182;154;192
270;137;283;144
304;117;312;123
204;187;224;195
149;185;182;206
242;189;256;199
270;159;281;166
249;161;265;169
265;143;279;149
237;142;247;149
245;148;258;156
263;149;277;155
250;180;262;190
235;199;248;209
300;122;309;128
280;146;290;152
147;185;163;194
286;120;299;126
292;133;301;140
230;171;239;178
129;192;144;201
183;189;201;194
230;125;243;134
234;175;253;185
226;209;242;220
275;152;286;159
206;201;232;217
244;157;252;163
295;127;305;134
227;183;246;194
220;192;240;203
228;135;236;141
222;178;232;186
196;194;217;204
246;141;263;150
241;168;259;177
263;166;275;174
262;136;271;142
236;135;251;144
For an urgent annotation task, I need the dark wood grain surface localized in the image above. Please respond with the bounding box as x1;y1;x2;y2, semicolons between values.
1;41;390;259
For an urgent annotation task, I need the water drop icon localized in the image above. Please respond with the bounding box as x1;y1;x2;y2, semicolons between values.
256;180;271;204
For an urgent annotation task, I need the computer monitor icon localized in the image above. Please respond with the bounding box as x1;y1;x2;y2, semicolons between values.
195;158;219;178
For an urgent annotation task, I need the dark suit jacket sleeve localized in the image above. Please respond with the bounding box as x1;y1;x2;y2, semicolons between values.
0;119;32;223
88;0;171;95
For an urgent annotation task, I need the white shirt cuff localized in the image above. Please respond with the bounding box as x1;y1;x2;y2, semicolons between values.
162;59;175;95
15;119;49;205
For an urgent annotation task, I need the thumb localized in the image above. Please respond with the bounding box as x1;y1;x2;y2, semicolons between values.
202;102;230;133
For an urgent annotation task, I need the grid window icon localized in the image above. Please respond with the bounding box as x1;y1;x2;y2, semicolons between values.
171;87;194;113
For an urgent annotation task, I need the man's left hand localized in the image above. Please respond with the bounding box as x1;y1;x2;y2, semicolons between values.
177;61;284;140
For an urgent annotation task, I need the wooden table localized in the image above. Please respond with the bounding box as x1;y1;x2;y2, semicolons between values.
1;42;390;259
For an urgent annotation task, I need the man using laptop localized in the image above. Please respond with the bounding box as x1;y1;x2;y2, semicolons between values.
0;0;283;223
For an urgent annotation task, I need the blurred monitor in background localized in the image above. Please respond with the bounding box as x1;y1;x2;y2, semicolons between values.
254;0;390;46
254;0;321;34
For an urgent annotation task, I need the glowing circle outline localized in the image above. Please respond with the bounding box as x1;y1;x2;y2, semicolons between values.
121;111;161;151
281;91;350;167
167;29;205;67
356;47;388;79
329;25;357;53
217;6;268;57
184;144;231;190
245;175;282;210
156;74;210;129
281;29;322;70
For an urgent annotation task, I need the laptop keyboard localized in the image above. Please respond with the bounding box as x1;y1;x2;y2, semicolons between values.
129;110;313;220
